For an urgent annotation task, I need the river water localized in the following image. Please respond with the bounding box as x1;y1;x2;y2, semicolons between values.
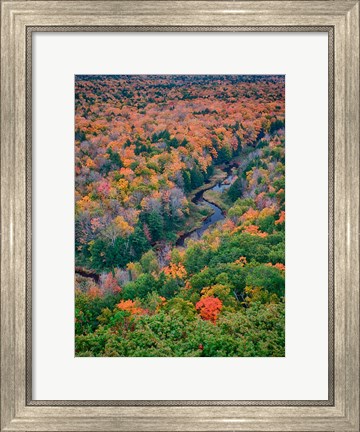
176;149;262;246
176;166;235;247
76;150;261;279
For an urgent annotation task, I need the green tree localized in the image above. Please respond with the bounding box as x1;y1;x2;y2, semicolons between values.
228;178;243;202
190;166;204;189
245;264;285;298
147;211;164;242
182;170;192;192
140;250;159;274
216;145;232;164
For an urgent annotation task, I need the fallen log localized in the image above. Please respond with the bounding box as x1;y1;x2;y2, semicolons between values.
75;266;100;283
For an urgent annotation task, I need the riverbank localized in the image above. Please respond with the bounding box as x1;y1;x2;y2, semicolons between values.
201;146;264;213
75;147;266;281
202;190;231;213
174;167;228;244
188;167;228;200
175;164;237;246
175;202;214;242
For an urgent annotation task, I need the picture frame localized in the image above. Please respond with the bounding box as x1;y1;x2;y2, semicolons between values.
1;1;359;431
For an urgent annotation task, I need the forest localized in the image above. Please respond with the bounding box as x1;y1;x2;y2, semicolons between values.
75;75;285;357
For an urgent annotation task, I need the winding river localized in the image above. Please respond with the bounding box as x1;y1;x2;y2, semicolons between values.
176;166;235;247
175;148;262;247
76;149;262;279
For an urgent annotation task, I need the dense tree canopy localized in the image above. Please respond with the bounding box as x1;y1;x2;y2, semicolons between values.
75;75;285;357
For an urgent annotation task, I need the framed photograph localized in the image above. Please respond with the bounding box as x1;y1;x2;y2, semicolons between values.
1;1;359;431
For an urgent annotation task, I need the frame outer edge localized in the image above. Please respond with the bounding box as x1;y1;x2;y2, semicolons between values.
0;1;359;16
1;1;359;431
14;0;27;418
333;8;347;415
343;2;360;431
1;2;17;431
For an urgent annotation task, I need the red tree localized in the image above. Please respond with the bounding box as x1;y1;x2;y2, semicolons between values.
196;297;223;323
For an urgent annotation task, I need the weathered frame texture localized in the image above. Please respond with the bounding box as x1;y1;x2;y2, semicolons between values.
1;1;359;431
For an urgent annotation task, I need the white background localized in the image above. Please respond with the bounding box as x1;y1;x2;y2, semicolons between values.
33;32;328;400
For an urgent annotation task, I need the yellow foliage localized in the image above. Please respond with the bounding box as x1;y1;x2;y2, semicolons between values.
234;256;247;267
163;262;187;279
113;216;134;236
201;284;231;301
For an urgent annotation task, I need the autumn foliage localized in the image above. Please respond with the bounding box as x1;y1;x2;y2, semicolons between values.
196;297;223;323
117;300;146;315
74;75;285;357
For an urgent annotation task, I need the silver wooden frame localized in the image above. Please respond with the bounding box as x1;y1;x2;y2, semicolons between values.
1;1;359;431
